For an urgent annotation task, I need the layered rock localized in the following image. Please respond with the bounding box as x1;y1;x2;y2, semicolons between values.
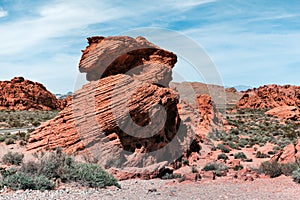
28;74;182;155
196;94;224;133
79;36;177;86
237;85;300;109
270;140;300;163
265;106;300;121
0;77;66;111
28;36;196;179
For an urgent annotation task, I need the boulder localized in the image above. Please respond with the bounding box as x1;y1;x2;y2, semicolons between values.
79;36;177;86
265;106;300;121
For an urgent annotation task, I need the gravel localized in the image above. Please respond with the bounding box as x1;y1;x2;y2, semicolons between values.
1;176;300;200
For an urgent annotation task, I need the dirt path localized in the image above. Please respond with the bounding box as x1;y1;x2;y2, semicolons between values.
1;176;299;200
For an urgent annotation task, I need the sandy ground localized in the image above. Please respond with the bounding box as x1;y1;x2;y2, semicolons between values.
1;175;300;200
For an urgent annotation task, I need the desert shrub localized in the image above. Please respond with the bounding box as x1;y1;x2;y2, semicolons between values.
233;165;244;171
280;163;299;176
217;154;228;161
0;135;6;142
256;151;269;158
2;152;24;165
20;161;39;174
234;152;247;160
182;159;189;165
4;138;15;145
217;144;230;153
273;146;281;151
267;151;276;155
238;139;248;148
63;163;120;188
230;128;239;135
292;168;300;183
32;121;41;127
228;142;238;149
20;148;120;189
27;128;35;133
2;173;55;191
161;173;182;180
202;162;228;172
259;161;282;178
0;167;17;178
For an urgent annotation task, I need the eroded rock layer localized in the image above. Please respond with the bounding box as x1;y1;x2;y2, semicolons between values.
28;36;195;179
79;36;177;85
0;77;66;110
265;106;300;121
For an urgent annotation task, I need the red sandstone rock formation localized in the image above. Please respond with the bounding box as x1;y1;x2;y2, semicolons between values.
28;36;197;179
0;77;66;111
196;94;224;133
237;84;300;109
270;140;300;163
79;36;177;86
265;106;300;121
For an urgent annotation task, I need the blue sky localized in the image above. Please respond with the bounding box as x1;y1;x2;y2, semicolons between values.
0;0;299;93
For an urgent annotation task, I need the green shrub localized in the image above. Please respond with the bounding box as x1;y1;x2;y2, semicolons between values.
202;162;228;172
2;173;55;191
234;152;247;160
234;165;244;171
238;138;249;148
4;138;15;145
217;144;230;153
280;163;299;176
20;161;39;174
64;163;120;188
2;152;24;165
182;159;189;165
256;151;269;158
292;168;300;183
259;161;282;178
161;173;182;180
217;154;228;161
0;135;6;142
20;148;120;189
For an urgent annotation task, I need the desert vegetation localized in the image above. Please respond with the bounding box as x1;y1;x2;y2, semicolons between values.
0;110;58;129
209;108;300;152
0;148;120;191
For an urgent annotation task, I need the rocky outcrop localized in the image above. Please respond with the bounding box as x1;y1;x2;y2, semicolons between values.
0;77;66;111
270;140;300;163
28;36;197;179
28;74;182;155
79;36;177;86
237;85;300;109
196;94;224;133
265;106;300;121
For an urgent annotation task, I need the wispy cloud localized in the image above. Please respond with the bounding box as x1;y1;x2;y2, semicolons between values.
0;0;299;93
0;7;8;18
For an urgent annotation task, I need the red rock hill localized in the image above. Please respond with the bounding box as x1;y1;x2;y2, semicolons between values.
237;84;300;109
0;77;67;111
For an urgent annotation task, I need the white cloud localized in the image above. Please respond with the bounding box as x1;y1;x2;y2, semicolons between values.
0;7;8;18
167;0;217;9
0;1;131;56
